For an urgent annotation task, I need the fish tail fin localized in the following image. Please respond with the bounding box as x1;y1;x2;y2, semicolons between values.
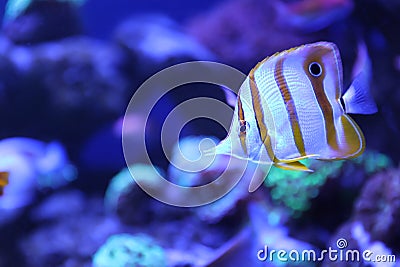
274;161;313;172
202;147;216;157
203;138;232;157
247;148;272;193
248;176;265;193
342;42;378;115
342;79;378;115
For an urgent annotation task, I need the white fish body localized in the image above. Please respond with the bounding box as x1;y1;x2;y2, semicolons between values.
213;42;377;172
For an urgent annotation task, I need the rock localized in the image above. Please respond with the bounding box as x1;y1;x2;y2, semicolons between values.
19;196;124;267
0;37;130;163
113;14;214;86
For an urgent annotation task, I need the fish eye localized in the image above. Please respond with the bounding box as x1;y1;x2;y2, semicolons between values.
239;120;249;134
309;62;322;77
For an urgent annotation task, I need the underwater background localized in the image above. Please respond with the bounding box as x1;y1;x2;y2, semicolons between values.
0;0;400;266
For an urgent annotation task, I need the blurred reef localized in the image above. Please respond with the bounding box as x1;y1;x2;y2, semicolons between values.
0;0;400;266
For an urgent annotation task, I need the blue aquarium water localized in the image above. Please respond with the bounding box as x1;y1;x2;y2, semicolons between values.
0;0;399;266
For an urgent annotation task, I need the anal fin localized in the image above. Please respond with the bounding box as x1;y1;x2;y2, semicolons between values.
274;161;313;172
277;154;319;163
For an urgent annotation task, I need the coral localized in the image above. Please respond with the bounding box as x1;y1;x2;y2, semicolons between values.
323;166;400;266
19;194;124;267
105;164;189;225
0;172;9;196
186;0;318;71
203;201;315;267
167;136;270;223
3;0;83;44
264;151;392;218
322;220;393;267
31;37;128;120
354;167;400;246
0;138;76;216
0;37;129;166
351;222;396;260
112;16;227;154
4;0;85;22
324;221;398;267
192;157;270;224
105;164;168;211
114;14;214;85
104;167;136;214
30;190;86;222
105;165;161;225
193;182;249;224
351;150;392;174
264;159;344;217
272;0;354;32
92;234;166;267
4;0;31;21
168;135;222;187
0;2;398;267
104;162;240;266
248;201;314;251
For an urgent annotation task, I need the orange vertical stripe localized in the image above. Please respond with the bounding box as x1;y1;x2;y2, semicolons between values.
249;69;276;161
237;95;248;155
274;57;306;156
303;50;339;151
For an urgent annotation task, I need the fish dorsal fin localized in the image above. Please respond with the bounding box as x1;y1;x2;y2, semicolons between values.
274;161;314;172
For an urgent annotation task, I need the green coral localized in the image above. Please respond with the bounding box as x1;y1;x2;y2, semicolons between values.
264;151;392;217
92;234;166;267
352;150;392;174
104;167;134;213
105;164;165;213
265;159;344;217
5;0;85;21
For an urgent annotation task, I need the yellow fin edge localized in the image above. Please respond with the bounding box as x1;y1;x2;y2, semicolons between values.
274;161;313;172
